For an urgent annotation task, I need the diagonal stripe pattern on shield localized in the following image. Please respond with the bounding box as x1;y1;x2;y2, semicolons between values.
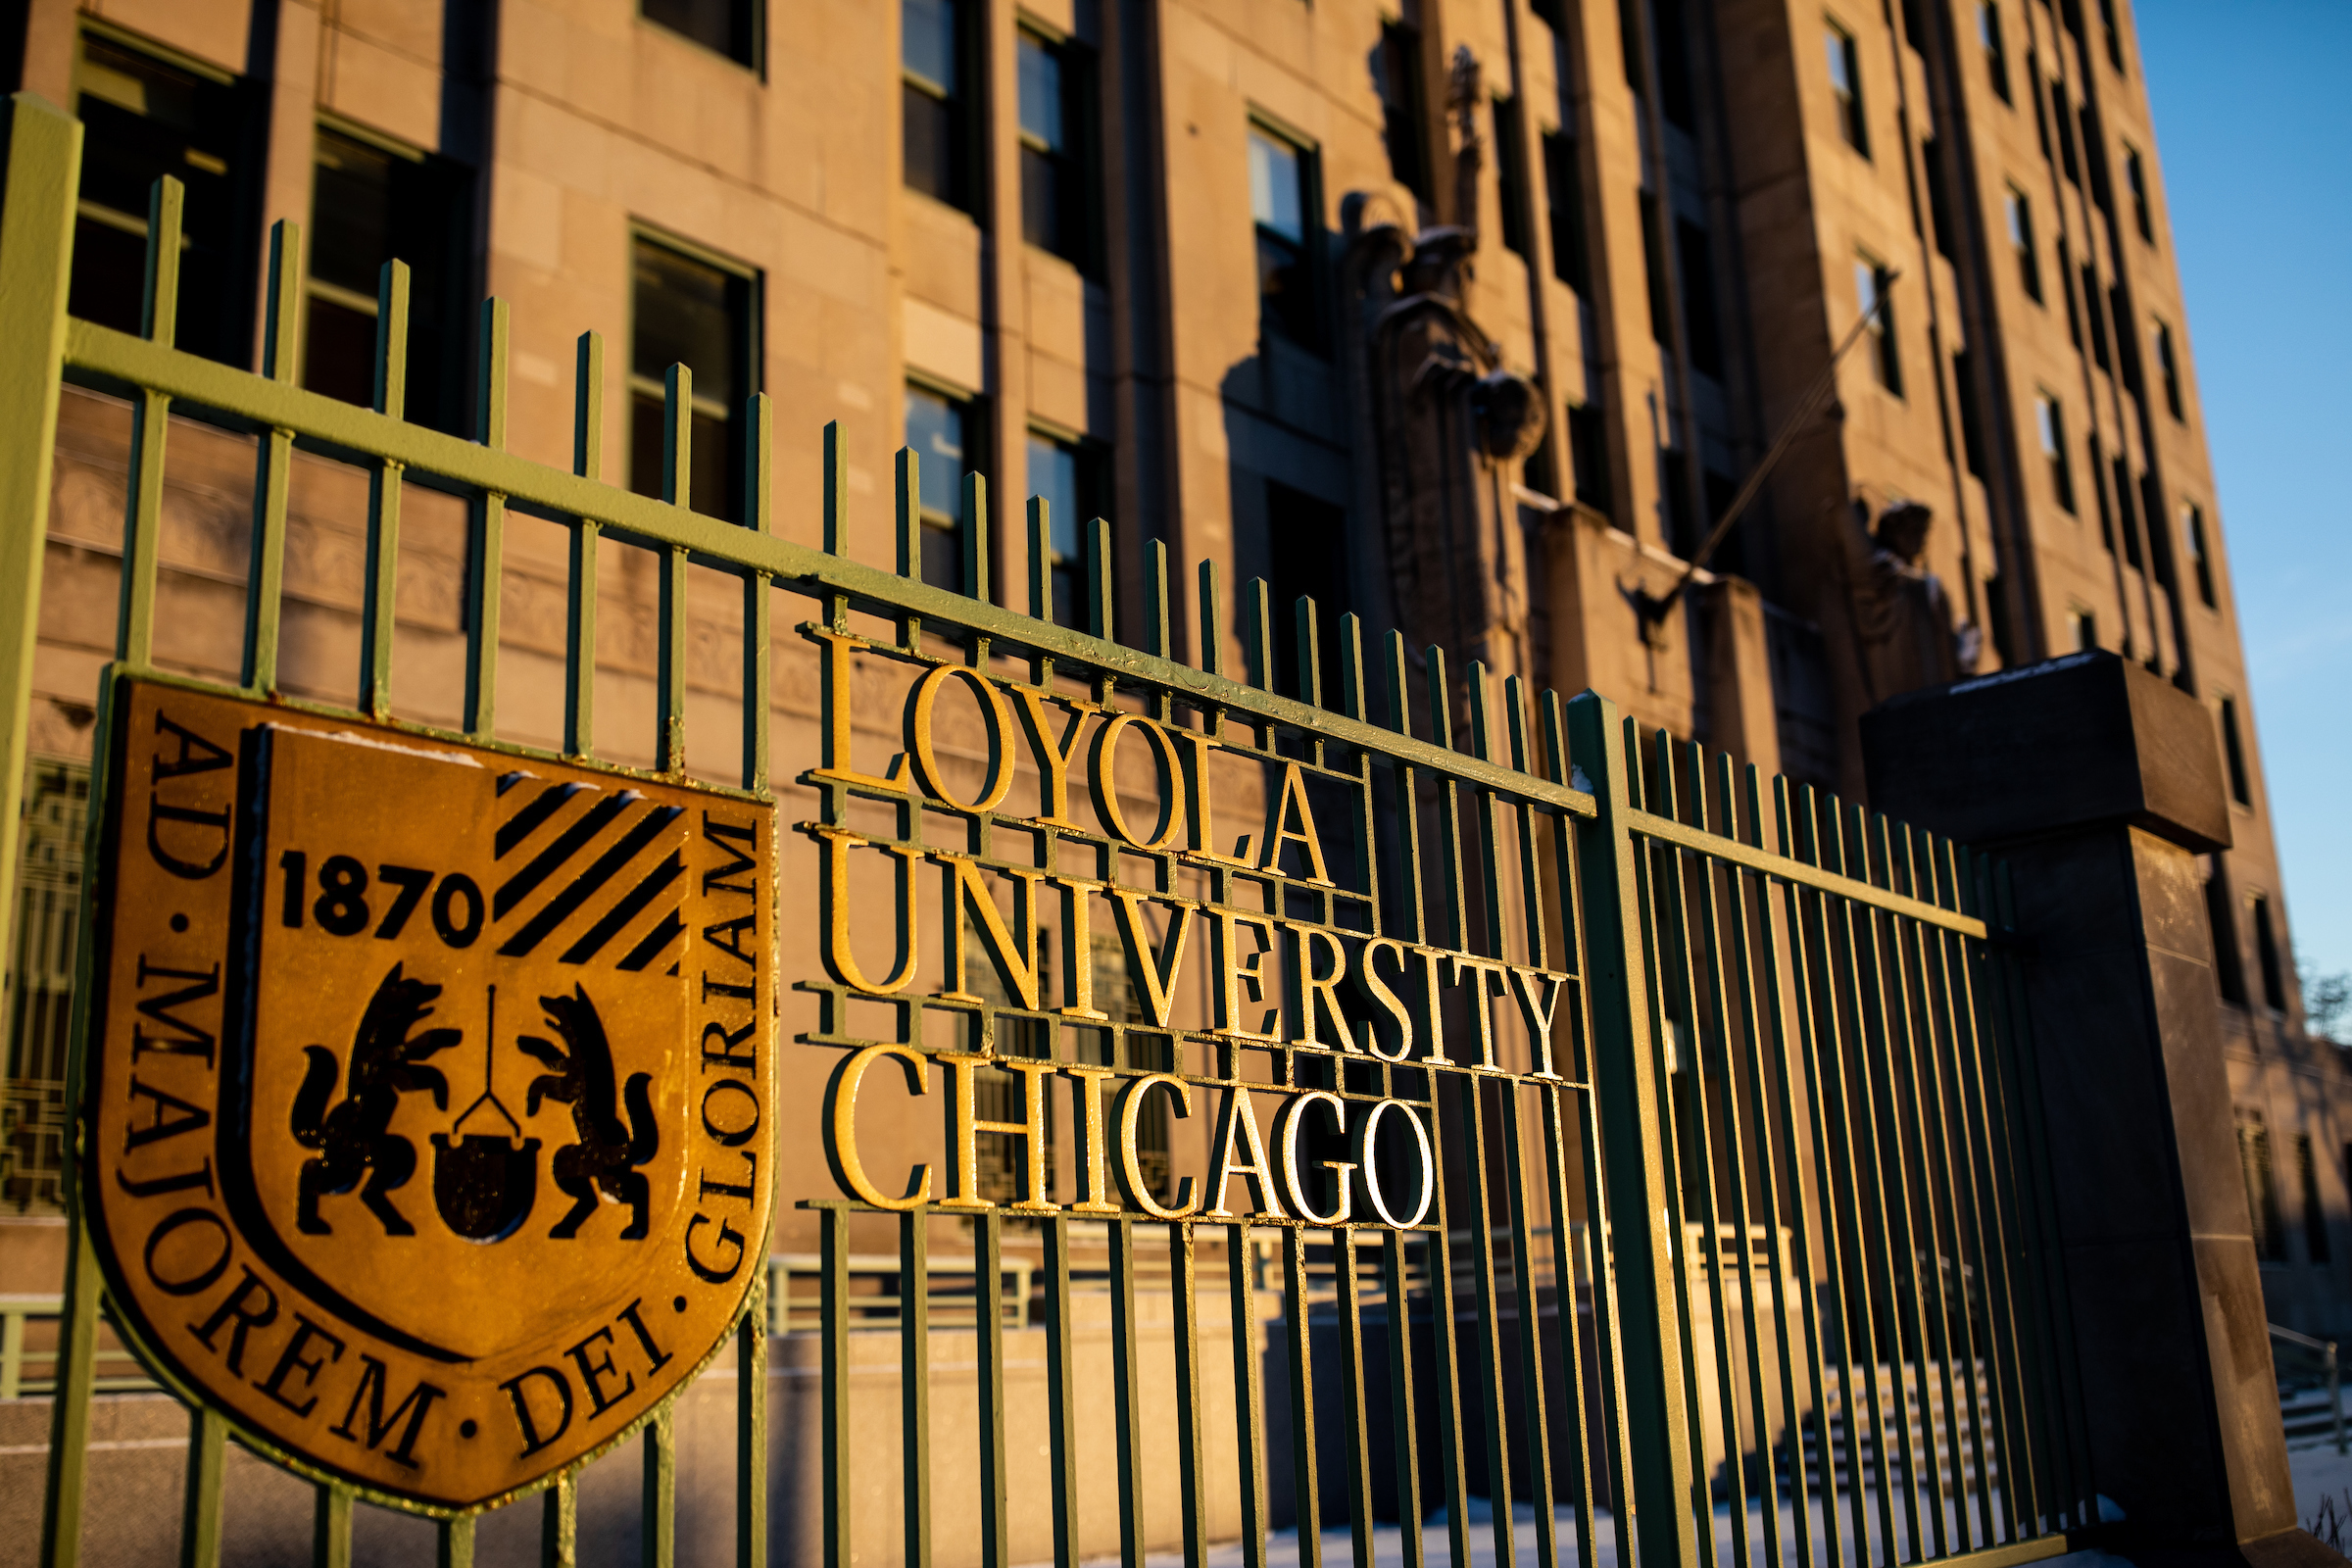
492;771;689;970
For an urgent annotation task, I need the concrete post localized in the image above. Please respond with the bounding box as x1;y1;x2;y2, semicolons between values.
1862;651;2331;1567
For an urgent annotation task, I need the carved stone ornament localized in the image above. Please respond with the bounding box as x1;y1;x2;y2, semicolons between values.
81;677;774;1511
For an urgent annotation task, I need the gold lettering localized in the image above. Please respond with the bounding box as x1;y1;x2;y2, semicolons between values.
1204;1085;1285;1218
1285;926;1356;1052
1352;1100;1436;1227
1116;1075;1200;1217
1510;966;1572;1080
1408;946;1452;1063
937;854;1045;1009
1062;1065;1120;1213
1177;731;1254;866
1276;1090;1355;1225
822;1044;932;1209
907;664;1014;812
1091;714;1186;850
1054;877;1108;1021
813;827;920;994
940;1054;1058;1212
1210;908;1282;1043
1010;687;1096;827
805;626;912;793
1106;889;1193;1028
1352;937;1415;1061
1450;955;1513;1070
1256;761;1332;883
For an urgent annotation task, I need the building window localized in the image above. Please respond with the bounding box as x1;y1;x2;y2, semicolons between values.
2035;393;2074;514
1826;21;1868;155
2125;144;2154;242
304;126;472;433
1569;403;1612;518
2219;694;2253;808
2005;185;2040;301
1953;350;1987;477
2070;608;2096;652
1543;129;1592;292
1250;122;1319;349
1494;95;1533;260
1376;22;1434;214
1027;430;1100;626
1265;481;1350;703
2183;504;2217;607
904;0;974;212
1018;28;1096;269
640;0;760;68
69;32;259;368
907;383;975;591
1979;2;2011;101
2300;1135;2331;1263
2153;318;2184;420
1856;256;1900;393
2097;0;2126;73
2078;260;2109;369
2251;893;2286;1011
2241;1107;2286;1262
2207;858;2248;1004
629;232;759;518
1671;220;1720;377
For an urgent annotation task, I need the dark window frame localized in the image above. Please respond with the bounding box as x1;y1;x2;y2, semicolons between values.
1248;115;1325;354
638;0;764;74
2125;143;2154;243
1979;1;2012;102
1017;24;1102;273
1025;423;1107;628
1826;19;1870;156
626;224;763;520
2219;693;2253;808
906;375;986;593
2183;502;2217;608
2153;317;2185;420
2006;184;2041;302
904;0;980;214
1376;21;1435;213
1856;253;1900;394
2035;391;2074;514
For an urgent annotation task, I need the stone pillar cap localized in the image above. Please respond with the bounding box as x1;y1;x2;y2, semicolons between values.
1860;650;2232;854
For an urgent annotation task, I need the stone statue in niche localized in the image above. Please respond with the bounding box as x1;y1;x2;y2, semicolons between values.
1847;498;1982;704
1333;43;1547;690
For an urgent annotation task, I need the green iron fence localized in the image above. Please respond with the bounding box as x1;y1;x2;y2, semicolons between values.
0;91;2093;1568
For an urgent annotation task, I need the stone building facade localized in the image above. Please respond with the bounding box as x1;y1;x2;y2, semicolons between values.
0;0;2343;1342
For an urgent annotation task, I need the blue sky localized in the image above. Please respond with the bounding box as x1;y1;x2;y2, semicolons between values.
2137;1;2352;983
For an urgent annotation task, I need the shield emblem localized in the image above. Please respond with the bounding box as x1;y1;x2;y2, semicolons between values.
82;679;774;1510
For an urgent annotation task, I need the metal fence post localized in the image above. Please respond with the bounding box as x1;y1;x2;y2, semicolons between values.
0;93;87;1568
1563;693;1697;1566
0;92;78;1040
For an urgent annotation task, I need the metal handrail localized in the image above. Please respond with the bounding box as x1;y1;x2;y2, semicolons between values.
2269;1322;2345;1455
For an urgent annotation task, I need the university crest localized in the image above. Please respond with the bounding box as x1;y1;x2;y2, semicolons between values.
80;678;774;1510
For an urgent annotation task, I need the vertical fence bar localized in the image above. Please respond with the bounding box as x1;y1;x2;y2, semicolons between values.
656;364;691;773
566;332;603;757
1422;1121;1474;1568
1282;1225;1323;1568
1229;1219;1269;1568
118;174;181;672
4;92;84;1568
1535;1088;1601;1568
241;220;299;693
1454;1074;1517;1568
822;1205;852;1568
1333;1231;1375;1568
738;1266;768;1568
179;1407;225;1568
314;1485;353;1568
1111;1218;1149;1568
542;1474;578;1568
1381;1228;1427;1568
438;1516;475;1568
741;389;773;791
643;1405;676;1568
977;1211;1011;1568
1045;1218;1081;1568
466;298;510;737
358;258;409;719
1173;1222;1210;1568
1562;694;1698;1568
1498;1087;1559;1568
901;1208;932;1568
